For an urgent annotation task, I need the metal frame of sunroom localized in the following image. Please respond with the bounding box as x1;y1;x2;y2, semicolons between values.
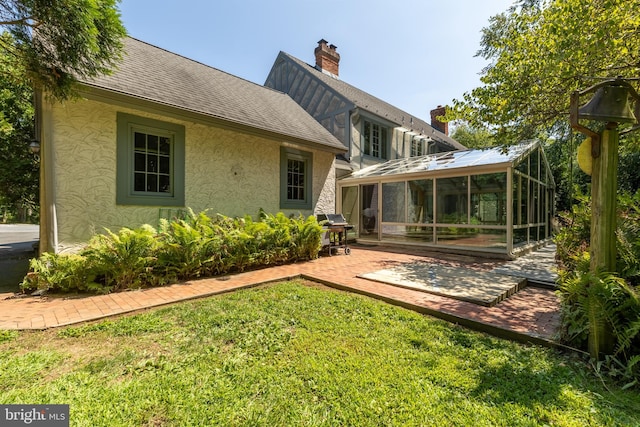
336;140;556;259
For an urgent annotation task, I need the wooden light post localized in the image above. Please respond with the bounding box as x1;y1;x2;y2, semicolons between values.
570;78;639;272
570;78;639;359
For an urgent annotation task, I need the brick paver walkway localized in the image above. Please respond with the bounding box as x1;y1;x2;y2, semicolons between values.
0;245;561;346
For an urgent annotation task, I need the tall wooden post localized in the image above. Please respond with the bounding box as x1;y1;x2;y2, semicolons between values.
589;126;619;272
588;125;619;359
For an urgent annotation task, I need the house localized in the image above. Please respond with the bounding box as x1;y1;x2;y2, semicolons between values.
265;40;554;257
35;37;346;253
264;39;466;179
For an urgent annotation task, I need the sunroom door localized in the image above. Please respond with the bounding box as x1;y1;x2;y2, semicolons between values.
360;184;379;239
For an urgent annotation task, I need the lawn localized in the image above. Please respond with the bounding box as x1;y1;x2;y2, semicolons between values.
1;280;638;426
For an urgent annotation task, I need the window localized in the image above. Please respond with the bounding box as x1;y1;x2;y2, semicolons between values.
117;113;185;206
280;147;312;209
363;120;389;159
411;137;428;157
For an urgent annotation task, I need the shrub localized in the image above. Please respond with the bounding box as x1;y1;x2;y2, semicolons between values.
555;190;640;286
155;209;222;281
83;225;158;291
20;210;324;294
555;190;640;388
21;252;96;293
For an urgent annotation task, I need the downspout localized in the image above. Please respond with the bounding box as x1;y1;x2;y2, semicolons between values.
36;90;59;254
349;108;361;169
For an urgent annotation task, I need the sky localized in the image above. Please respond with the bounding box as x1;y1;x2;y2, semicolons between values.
118;0;515;124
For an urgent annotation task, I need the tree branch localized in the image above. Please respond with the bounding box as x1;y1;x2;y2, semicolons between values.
0;16;37;27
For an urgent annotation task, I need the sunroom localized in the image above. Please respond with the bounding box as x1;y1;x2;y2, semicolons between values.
336;140;555;258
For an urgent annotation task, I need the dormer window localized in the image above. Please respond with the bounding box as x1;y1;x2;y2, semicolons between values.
363;120;389;160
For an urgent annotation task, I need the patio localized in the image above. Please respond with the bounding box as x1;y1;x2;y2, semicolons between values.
0;243;561;347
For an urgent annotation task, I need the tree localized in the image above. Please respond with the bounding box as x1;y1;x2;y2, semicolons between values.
449;0;640;145
0;1;125;220
0;0;126;100
0;32;37;221
452;0;640;362
450;122;495;149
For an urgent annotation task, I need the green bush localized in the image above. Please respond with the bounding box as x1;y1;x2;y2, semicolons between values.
555;190;640;388
555;190;640;285
83;225;159;292
21;210;324;294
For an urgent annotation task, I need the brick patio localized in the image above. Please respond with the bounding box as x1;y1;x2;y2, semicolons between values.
0;245;562;347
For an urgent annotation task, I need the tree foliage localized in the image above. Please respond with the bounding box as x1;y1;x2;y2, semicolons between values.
449;122;496;149
0;0;126;100
449;0;640;144
0;32;37;221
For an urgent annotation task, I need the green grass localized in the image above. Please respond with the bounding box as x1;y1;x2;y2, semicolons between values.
1;280;639;426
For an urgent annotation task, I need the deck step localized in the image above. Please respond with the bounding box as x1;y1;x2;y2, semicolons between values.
358;263;526;307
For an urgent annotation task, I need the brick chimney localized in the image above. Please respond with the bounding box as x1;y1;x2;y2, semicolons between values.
314;39;340;77
430;105;449;136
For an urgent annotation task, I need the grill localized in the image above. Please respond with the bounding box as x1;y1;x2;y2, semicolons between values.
317;213;354;256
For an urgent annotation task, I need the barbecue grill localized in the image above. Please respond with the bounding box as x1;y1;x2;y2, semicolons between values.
317;213;354;256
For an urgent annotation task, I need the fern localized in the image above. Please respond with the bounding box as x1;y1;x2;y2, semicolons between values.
84;225;158;291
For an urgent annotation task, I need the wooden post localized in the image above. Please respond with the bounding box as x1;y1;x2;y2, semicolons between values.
588;125;618;359
589;125;619;272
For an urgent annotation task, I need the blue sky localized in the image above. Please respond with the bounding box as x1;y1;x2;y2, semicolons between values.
119;0;514;124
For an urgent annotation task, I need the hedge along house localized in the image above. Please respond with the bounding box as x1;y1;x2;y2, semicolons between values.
36;37;346;254
337;140;555;258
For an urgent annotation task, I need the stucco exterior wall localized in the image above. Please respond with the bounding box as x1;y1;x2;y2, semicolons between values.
47;98;336;252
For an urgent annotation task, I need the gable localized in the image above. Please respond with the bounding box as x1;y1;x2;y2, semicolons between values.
266;51;466;152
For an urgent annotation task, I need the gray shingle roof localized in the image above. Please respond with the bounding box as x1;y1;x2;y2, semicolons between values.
83;38;346;153
279;51;466;151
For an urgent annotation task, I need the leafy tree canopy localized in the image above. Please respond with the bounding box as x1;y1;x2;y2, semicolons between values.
0;32;37;219
448;0;640;144
450;122;495;149
0;0;126;100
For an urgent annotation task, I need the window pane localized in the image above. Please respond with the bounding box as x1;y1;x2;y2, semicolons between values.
364;121;371;155
382;225;433;243
513;175;520;225
470;173;507;225
159;156;170;174
516;155;528;175
520;177;528;224
382;182;405;222
147;174;158;192
437;227;506;249
514;227;528;245
134;173;145;191
372;123;380;157
147;135;158;153
134;152;145;172
159;175;170;193
436;177;468;223
287;159;305;201
530;148;539;180
361;184;378;235
408;179;433;223
147;155;157;173
131;130;174;195
159;137;171;155
341;186;359;233
134;132;146;150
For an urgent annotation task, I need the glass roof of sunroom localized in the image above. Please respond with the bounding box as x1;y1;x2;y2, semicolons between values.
341;140;538;181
